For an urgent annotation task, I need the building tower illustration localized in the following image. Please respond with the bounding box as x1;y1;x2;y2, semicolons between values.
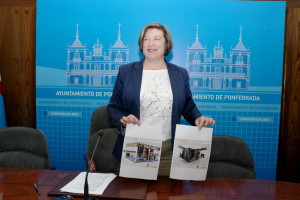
186;25;251;90
67;23;129;87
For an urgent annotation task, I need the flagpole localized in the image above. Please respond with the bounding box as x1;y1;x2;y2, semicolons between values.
0;74;7;128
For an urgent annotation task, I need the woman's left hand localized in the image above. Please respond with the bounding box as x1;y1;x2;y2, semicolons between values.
195;116;215;129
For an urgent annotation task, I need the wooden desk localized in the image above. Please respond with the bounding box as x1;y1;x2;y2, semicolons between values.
1;168;300;200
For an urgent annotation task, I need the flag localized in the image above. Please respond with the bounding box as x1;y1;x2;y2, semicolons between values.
0;74;7;128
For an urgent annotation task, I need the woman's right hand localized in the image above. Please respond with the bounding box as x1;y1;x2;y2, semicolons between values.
120;114;141;127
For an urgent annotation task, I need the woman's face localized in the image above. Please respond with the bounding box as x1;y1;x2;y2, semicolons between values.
142;28;166;61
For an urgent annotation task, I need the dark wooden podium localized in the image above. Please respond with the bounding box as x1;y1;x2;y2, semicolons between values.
1;168;300;200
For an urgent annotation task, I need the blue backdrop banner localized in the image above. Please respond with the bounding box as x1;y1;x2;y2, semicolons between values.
0;75;6;128
36;0;286;180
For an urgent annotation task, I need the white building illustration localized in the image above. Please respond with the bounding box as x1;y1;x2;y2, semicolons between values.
186;25;251;90
66;23;250;90
66;23;129;86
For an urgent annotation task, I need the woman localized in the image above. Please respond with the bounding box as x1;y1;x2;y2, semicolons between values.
107;22;215;176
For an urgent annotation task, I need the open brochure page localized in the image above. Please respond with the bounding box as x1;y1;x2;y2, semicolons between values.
119;124;163;180
170;124;213;180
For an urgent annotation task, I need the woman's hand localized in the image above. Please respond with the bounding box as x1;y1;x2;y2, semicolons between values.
195;116;215;129
120;114;141;127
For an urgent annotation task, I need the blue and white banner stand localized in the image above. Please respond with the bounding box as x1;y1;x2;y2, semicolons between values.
0;74;6;129
36;0;286;180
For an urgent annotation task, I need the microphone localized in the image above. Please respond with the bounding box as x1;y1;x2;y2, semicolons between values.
84;129;104;200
